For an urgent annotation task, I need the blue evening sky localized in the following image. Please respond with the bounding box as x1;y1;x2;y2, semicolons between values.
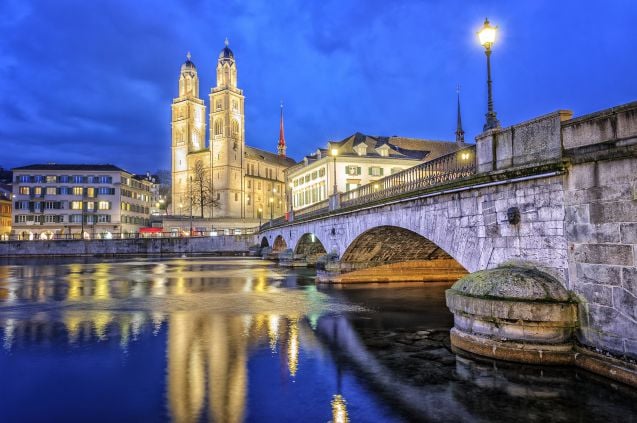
1;0;636;173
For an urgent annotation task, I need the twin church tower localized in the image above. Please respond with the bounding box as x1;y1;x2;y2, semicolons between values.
171;40;294;227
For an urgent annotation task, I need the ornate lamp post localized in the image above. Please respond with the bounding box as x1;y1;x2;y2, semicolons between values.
478;18;500;131
331;148;338;195
258;207;262;228
269;197;274;226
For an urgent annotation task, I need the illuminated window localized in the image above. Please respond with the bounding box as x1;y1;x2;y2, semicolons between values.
46;176;56;183
71;201;83;210
98;201;110;210
73;187;83;196
46;187;56;195
19;187;29;195
86;187;95;198
34;187;42;195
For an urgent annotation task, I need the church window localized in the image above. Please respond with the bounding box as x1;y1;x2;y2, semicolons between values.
216;100;222;111
214;119;223;135
247;180;251;188
232;120;239;136
232;100;238;111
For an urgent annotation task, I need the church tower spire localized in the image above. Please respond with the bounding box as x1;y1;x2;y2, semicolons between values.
455;85;465;145
278;102;287;157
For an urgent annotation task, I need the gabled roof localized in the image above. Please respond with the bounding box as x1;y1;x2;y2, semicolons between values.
245;146;296;167
324;132;460;161
12;164;127;172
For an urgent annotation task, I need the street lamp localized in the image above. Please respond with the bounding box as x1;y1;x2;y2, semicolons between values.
331;148;338;195
269;197;274;226
478;18;500;131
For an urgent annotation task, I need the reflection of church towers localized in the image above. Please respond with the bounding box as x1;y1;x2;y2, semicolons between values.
172;52;207;213
168;313;248;423
210;39;246;218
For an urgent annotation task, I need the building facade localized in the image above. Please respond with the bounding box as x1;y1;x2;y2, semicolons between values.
0;186;11;240
171;41;295;231
11;164;155;240
287;133;464;211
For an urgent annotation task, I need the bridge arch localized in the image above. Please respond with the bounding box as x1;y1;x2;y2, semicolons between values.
272;235;288;252
260;237;269;248
339;225;468;282
294;233;328;265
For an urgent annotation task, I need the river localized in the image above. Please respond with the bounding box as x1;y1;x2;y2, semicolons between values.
0;257;636;422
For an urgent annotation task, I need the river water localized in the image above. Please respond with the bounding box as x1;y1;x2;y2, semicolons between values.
0;257;636;422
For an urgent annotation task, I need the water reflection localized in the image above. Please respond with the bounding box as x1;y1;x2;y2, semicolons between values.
1;258;637;423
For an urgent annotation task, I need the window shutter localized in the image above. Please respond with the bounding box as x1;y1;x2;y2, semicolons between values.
357;166;361;175
380;168;384;176
368;167;372;176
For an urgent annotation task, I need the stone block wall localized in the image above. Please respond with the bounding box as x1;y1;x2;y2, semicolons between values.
564;101;637;358
0;235;255;257
476;111;572;173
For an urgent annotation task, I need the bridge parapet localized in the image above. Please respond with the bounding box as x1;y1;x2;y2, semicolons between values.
476;110;573;173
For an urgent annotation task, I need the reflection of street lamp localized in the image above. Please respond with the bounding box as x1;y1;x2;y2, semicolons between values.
258;207;263;228
189;176;193;236
331;148;338;195
478;18;500;131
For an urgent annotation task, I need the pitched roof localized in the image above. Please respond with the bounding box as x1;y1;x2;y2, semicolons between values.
12;164;129;172
245;146;296;167
301;132;460;163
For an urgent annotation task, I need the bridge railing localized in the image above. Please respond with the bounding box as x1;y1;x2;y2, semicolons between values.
339;145;476;209
294;199;330;219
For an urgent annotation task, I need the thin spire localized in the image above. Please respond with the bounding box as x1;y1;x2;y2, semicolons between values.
455;84;465;144
224;37;229;47
186;51;191;61
278;101;287;157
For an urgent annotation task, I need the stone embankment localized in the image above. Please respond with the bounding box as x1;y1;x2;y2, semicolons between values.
0;235;256;257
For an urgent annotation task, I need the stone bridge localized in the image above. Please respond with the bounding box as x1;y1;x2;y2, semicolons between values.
260;102;637;373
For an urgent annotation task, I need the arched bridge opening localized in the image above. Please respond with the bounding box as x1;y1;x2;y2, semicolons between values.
260;237;269;248
294;233;328;266
338;226;468;283
273;235;288;253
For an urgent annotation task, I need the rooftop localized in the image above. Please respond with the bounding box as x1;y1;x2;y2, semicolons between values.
12;164;130;173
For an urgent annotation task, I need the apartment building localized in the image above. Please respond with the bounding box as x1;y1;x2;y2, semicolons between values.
11;164;155;240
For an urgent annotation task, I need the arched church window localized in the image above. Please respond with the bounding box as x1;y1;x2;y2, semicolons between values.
232;120;239;136
214;119;223;135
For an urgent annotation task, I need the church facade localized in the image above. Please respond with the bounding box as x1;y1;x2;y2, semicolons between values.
171;41;295;230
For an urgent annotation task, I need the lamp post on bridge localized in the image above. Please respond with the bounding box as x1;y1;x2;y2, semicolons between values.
258;207;262;228
478;18;501;131
331;148;338;195
269;196;273;226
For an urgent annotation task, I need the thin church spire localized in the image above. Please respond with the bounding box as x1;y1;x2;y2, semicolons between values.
278;101;287;157
455;85;465;145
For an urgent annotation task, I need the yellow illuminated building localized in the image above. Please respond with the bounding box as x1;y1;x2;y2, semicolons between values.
170;41;295;232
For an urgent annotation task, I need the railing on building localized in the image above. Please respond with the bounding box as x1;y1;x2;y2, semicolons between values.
340;145;476;209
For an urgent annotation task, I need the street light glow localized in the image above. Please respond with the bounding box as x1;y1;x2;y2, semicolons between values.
478;18;497;48
331;148;338;156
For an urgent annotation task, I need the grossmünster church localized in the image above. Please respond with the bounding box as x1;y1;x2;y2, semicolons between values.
171;40;295;229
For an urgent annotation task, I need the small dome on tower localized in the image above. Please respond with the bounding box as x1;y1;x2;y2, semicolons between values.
219;38;234;60
181;52;196;72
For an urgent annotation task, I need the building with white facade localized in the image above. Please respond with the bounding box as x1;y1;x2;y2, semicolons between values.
11;164;155;240
287;133;464;211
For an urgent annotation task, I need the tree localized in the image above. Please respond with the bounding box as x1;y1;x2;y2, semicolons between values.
188;160;220;218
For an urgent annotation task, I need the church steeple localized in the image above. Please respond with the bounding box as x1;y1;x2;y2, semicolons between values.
455;85;465;145
278;102;287;157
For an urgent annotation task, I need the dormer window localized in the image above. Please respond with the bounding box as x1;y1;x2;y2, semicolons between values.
376;144;390;157
355;144;367;156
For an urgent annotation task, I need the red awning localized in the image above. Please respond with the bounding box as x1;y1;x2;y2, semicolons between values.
139;227;163;233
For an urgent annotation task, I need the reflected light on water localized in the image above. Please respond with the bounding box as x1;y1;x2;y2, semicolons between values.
287;317;299;377
331;394;349;423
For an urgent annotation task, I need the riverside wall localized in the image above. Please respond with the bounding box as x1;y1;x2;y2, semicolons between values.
0;235;256;257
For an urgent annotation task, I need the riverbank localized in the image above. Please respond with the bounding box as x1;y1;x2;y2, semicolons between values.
0;235;255;257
